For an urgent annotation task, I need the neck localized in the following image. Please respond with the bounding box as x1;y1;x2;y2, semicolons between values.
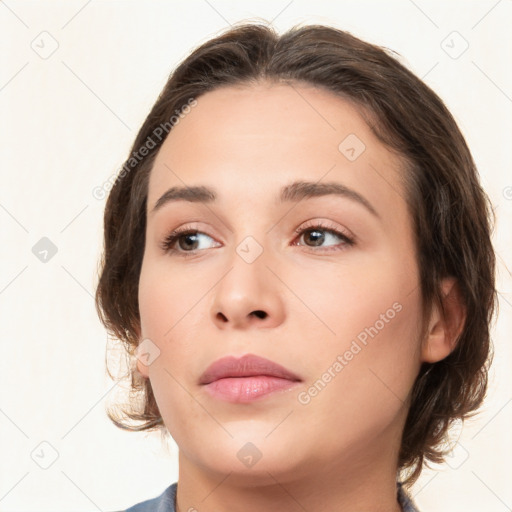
175;441;404;512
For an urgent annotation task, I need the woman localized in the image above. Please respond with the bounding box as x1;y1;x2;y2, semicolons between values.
95;22;496;512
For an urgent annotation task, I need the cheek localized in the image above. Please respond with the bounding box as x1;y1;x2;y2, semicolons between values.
137;258;209;428
296;258;423;428
282;248;420;345
138;256;204;339
289;248;423;401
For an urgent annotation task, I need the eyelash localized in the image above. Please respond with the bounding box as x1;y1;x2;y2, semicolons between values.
159;220;355;257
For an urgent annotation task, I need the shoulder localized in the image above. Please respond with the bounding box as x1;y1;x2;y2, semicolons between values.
122;482;178;512
397;482;421;512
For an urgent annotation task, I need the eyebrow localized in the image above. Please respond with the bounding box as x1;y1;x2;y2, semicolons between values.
150;180;380;219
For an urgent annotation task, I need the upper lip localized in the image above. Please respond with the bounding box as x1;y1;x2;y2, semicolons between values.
199;354;302;385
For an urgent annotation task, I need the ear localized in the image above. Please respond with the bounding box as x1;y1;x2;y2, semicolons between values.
136;351;150;378
421;277;467;363
133;324;149;379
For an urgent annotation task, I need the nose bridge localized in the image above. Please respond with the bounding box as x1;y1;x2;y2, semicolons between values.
227;208;274;267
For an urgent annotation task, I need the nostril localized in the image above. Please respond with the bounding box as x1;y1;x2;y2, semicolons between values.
216;312;228;322
251;310;267;319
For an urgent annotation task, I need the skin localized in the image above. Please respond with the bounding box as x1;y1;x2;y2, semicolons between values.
136;83;466;512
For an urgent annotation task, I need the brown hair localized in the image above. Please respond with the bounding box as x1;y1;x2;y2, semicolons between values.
94;21;497;487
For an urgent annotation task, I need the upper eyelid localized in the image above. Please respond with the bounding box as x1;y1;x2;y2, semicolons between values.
296;219;353;236
166;220;350;240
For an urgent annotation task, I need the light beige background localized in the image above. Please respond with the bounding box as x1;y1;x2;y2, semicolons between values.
0;1;510;511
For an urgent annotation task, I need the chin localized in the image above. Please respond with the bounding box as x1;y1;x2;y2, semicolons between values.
186;429;313;484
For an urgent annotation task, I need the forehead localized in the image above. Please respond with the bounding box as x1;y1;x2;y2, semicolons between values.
147;83;407;218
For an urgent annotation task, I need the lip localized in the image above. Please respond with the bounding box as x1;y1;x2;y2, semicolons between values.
199;354;302;403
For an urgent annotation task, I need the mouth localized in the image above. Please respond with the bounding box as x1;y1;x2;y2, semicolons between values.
199;353;302;403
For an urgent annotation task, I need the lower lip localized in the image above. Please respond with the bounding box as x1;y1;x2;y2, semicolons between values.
203;376;299;403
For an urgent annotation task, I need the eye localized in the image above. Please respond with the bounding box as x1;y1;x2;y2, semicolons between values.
160;226;220;256
160;220;355;257
293;220;355;252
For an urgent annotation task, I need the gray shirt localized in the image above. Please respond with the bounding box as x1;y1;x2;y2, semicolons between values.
122;481;420;511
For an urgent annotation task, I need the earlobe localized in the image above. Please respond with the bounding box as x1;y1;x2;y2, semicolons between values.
421;277;467;364
136;353;150;378
134;329;149;379
135;325;149;379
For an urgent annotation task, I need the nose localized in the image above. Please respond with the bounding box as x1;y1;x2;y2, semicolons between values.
210;243;286;330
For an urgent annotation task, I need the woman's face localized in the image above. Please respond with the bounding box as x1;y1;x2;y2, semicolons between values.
137;83;429;483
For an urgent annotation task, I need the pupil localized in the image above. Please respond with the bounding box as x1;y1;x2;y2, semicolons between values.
181;234;199;250
307;230;324;246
